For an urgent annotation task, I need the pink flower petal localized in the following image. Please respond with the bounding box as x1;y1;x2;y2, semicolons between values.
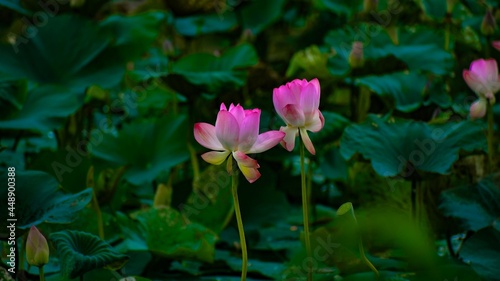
287;79;305;103
201;150;230;165
247;130;285;154
229;103;245;125
470;98;488;119
493;41;500;52
215;110;240;150
300;82;320;117
194;123;224;151
470;59;498;84
463;70;487;96
233;151;261;183
300;128;316;155
220;103;228;111
273;86;295;119
238;109;261;152
310;78;320;96
282;104;305;127
280;126;298;152
305;109;325;133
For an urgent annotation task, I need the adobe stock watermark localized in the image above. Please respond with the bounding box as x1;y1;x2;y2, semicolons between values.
8;0;72;53
51;64;165;182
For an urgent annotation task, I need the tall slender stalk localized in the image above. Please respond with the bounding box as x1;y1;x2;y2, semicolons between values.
231;170;247;281
91;189;104;239
299;135;313;281
356;226;379;280
487;101;494;169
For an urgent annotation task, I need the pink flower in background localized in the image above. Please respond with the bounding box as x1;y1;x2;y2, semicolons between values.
194;103;285;183
463;59;500;118
273;78;324;155
493;41;500;52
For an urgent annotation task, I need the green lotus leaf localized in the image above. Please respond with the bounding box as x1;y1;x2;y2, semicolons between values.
440;176;500;231
340;115;486;178
171;43;258;91
0;170;92;232
50;230;129;278
460;227;500;281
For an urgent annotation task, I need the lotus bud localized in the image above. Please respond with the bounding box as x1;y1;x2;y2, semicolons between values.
446;0;457;13
363;0;378;12
26;226;49;267
481;10;496;36
470;98;488;119
349;41;364;69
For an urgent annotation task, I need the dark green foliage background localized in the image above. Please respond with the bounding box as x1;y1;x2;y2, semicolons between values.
1;0;500;280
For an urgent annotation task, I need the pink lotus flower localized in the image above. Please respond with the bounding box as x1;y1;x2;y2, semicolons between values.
194;103;285;183
273;78;324;155
463;59;500;118
493;41;500;52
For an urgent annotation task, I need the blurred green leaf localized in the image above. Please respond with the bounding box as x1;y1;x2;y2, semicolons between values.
460;227;500;281
171;43;258;91
440;176;500;231
127;48;169;82
50;230;129;278
216;249;287;279
174;12;237;36
356;72;426;112
313;0;363;18
324;26;454;75
91;114;190;185
0;15;122;90
340;116;486;178
310;111;351;143
100;11;167;60
240;0;286;34
0;0;31;15
129;207;217;263
421;0;447;19
184;165;233;234
0;170;92;231
0;84;83;131
320;147;349;181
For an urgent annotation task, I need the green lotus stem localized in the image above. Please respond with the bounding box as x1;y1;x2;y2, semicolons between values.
350;210;379;280
188;143;200;183
358;239;379;280
39;266;45;281
300;137;313;281
91;188;104;240
487;101;494;169
231;169;247;281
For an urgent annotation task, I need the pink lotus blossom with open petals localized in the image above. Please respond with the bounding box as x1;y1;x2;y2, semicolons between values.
273;78;324;155
463;59;500;118
493;41;500;52
194;103;285;183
